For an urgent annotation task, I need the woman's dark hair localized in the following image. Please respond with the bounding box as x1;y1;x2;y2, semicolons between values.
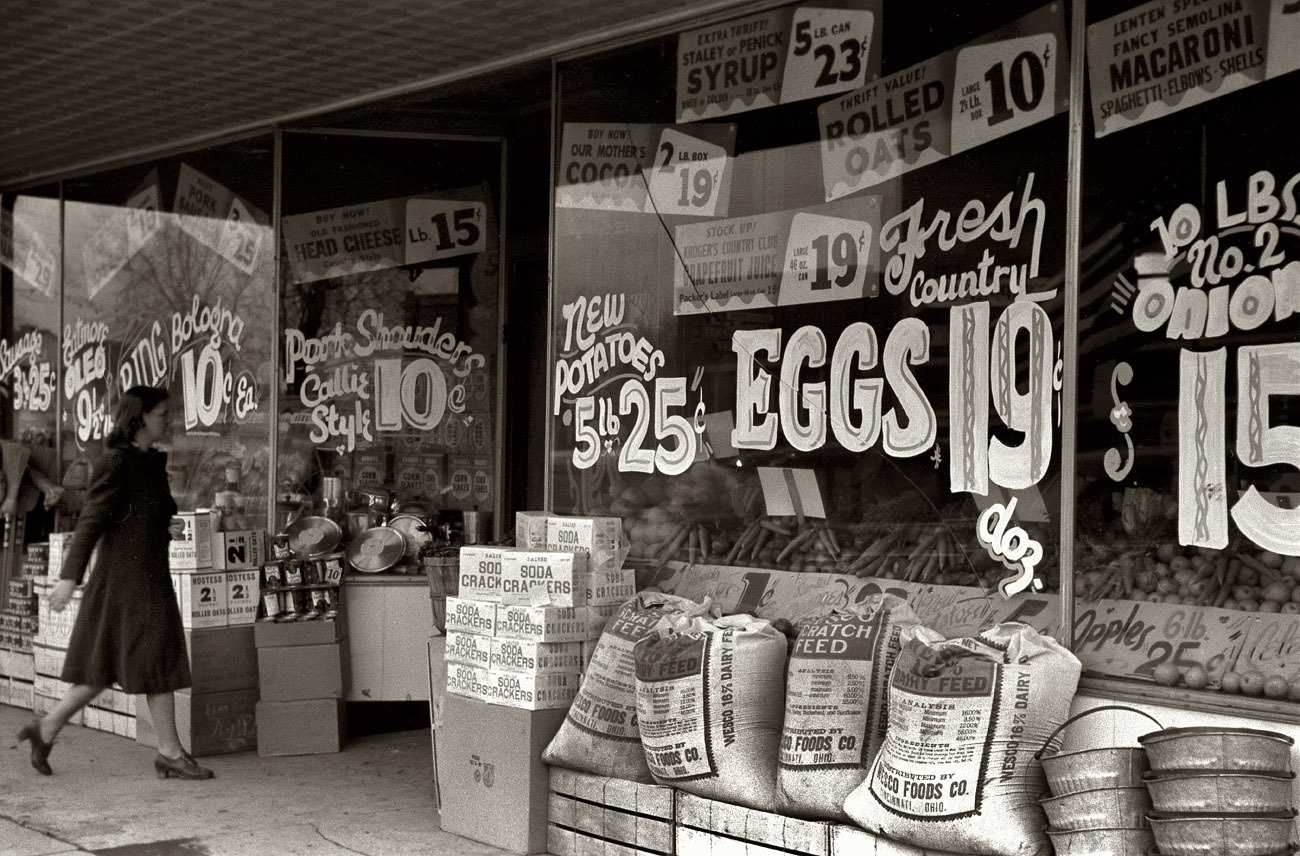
106;385;169;447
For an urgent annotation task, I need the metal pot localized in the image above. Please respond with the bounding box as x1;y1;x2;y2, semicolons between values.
345;510;381;540
1145;770;1296;814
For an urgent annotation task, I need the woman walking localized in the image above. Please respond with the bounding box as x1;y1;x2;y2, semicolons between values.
16;385;213;780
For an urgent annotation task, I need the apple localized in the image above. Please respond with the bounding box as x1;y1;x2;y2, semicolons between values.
1156;543;1179;564
1262;582;1292;603
1221;671;1243;693
1240;671;1266;696
1264;675;1290;699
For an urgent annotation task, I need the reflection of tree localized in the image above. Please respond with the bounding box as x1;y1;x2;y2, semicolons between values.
64;207;276;512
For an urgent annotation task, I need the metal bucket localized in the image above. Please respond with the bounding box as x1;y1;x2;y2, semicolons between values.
1045;826;1155;856
1036;705;1163;797
1145;770;1295;814
1041;786;1152;831
1147;810;1298;856
1139;727;1294;774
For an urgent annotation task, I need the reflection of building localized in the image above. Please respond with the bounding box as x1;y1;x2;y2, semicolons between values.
4;0;1300;802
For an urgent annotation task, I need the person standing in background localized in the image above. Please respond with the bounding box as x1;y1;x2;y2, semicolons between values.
16;385;214;780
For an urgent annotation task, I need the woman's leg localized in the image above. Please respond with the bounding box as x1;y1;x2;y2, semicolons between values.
145;691;185;759
40;684;101;743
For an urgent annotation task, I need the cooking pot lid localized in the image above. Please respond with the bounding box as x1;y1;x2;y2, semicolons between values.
388;513;433;559
346;526;405;572
284;515;343;558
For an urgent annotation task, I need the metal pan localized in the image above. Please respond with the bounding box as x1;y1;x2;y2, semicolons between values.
284;515;343;558
346;526;406;573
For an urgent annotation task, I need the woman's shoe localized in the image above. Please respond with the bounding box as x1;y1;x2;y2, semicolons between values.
16;718;53;775
153;751;214;780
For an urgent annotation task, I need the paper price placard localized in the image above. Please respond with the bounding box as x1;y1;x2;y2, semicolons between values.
676;0;883;122
125;184;161;257
779;212;875;306
217;197;264;274
405;199;487;265
818;2;1066;198
951;31;1058;155
646;128;732;218
673;195;880;315
780;6;876;104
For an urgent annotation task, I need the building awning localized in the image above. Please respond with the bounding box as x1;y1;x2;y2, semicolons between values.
1;0;748;189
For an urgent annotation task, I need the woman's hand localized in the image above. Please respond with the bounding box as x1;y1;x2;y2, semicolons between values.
49;579;76;612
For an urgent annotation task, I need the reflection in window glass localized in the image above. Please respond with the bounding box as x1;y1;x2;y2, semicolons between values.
60;140;275;521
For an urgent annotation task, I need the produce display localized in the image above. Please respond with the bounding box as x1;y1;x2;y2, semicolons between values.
607;462;1058;593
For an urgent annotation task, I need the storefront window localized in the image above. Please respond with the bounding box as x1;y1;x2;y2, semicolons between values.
552;0;1071;634
60;138;275;521
0;186;62;580
1077;0;1300;701
275;131;503;564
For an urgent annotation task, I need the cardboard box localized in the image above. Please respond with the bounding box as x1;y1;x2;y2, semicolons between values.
447;663;492;701
444;597;497;636
212;530;267;570
253;611;347;648
427;636;447;724
499;550;587;608
256;698;346;756
458;545;506;602
515;510;550;549
353;449;387;488
546;515;626;576
136;688;258;756
186;625;258;693
547;767;676;856
256;638;350;702
34;582;80;648
171;570;228;629
490;638;583;675
445;630;492;669
493;604;609;643
436;693;567;854
224;569;260;625
427;636;447;810
487;669;580;710
168;510;215;569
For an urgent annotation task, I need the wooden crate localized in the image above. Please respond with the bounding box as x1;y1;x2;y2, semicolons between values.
830;824;969;856
0;646;35;681
548;766;675;856
0;674;34;709
675;792;833;856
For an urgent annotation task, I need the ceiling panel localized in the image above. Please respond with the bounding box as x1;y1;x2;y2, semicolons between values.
0;0;735;188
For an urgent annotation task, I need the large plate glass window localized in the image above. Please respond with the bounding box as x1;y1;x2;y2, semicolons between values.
551;0;1072;634
1076;0;1300;709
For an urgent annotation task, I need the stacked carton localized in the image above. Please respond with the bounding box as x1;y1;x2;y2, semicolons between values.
135;510;263;754
436;512;631;854
254;551;349;757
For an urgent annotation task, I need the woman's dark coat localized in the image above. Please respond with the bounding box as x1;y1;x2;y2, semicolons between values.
60;442;192;693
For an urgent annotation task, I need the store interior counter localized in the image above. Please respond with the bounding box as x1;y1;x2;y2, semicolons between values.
343;574;434;702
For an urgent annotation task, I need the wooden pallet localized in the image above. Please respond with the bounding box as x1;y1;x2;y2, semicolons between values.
548;767;675;856
675;792;833;856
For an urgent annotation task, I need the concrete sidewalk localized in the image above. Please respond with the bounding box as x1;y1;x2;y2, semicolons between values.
0;703;506;856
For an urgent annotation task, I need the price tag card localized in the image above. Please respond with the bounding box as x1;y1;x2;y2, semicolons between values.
780;6;876;104
757;467;826;519
646;128;732;218
779;212;875;306
16;226;57;297
125;184;161;257
951;31;1058;155
405;199;487;265
217;197;265;274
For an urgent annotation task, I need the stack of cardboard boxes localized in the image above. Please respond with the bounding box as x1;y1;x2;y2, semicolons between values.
435;512;633;854
254;551;349;757
137;511;264;754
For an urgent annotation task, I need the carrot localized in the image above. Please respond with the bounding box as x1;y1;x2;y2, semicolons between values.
817;528;840;561
654;522;691;569
725;519;761;565
1213;558;1241;609
749;526;772;562
687;527;699;564
777;527;819;564
760;519;794;536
